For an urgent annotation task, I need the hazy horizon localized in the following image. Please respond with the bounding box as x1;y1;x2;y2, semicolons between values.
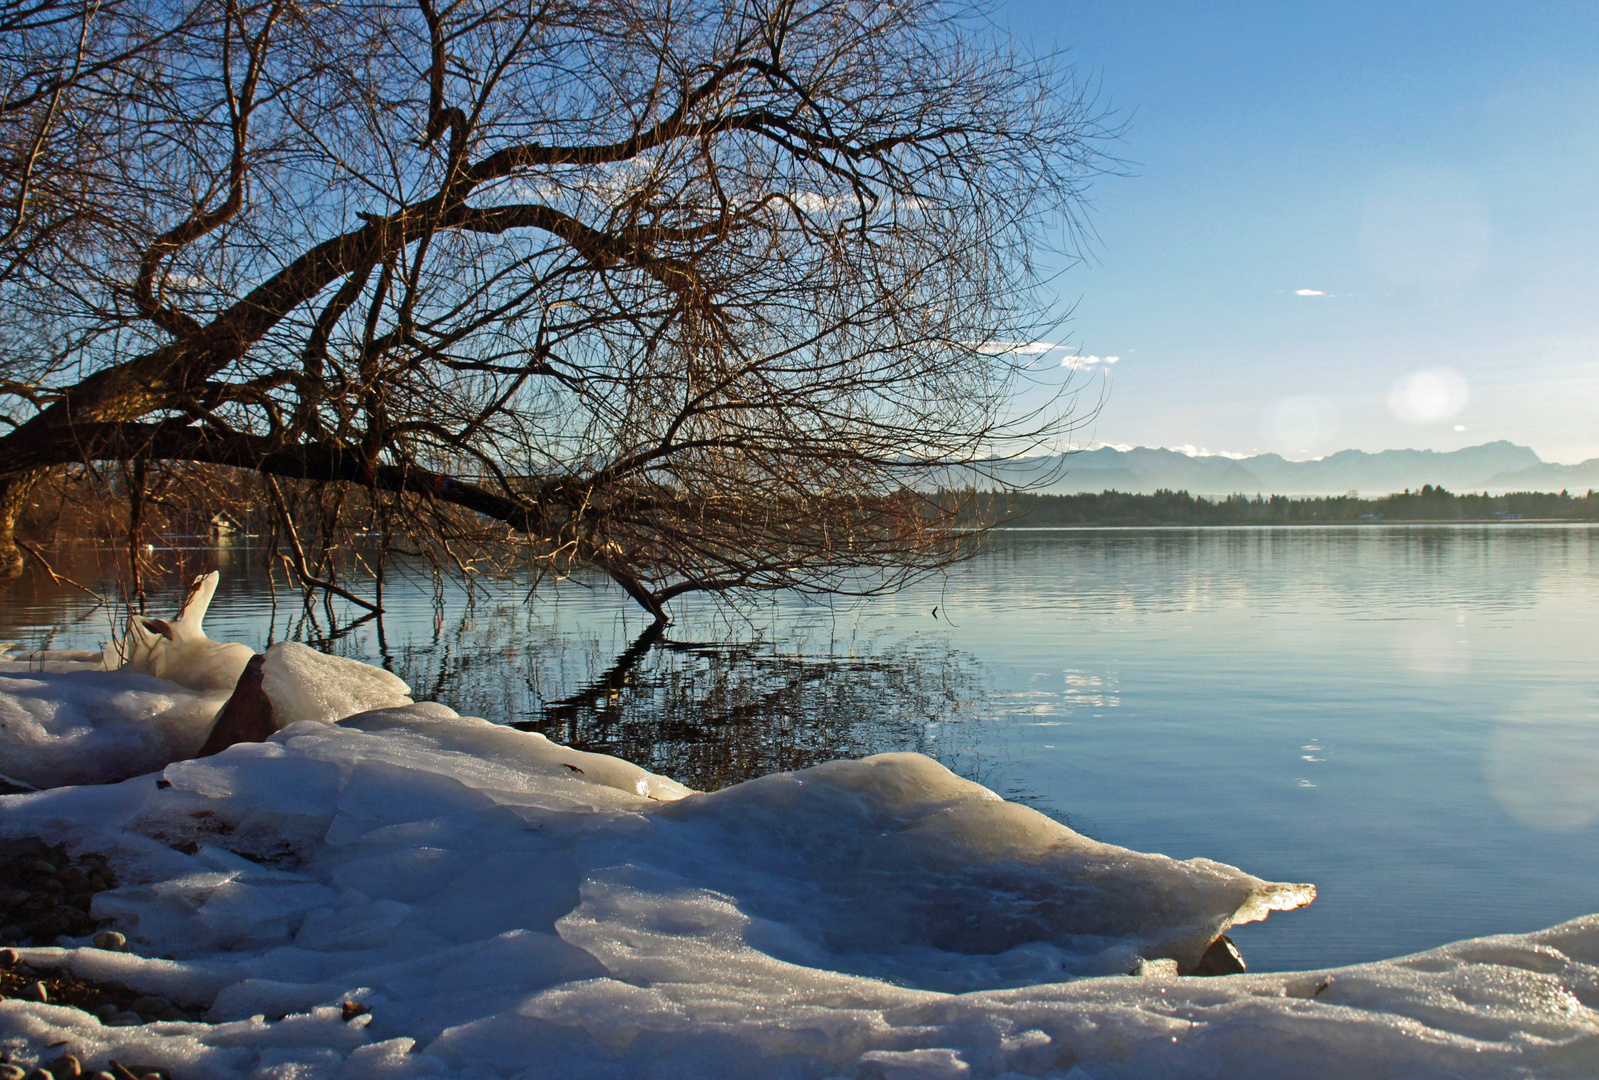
1047;438;1596;467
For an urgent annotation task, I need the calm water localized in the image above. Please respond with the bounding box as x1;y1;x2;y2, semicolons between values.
4;525;1597;973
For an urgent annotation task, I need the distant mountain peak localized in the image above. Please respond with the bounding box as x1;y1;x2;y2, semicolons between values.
971;441;1590;496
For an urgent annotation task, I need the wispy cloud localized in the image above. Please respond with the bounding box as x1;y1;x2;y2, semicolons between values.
1084;441;1248;459
1295;288;1330;297
967;340;1060;355
1166;444;1249;459
1062;354;1119;370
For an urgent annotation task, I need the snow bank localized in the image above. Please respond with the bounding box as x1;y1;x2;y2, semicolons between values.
0;577;412;787
0;630;1593;1077
0;573;255;787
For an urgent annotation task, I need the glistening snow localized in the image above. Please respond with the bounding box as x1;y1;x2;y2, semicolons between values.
0;581;1595;1078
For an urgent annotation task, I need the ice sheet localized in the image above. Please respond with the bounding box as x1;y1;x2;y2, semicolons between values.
1;648;1593;1078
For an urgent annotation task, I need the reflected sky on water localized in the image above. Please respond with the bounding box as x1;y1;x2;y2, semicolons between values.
3;525;1596;972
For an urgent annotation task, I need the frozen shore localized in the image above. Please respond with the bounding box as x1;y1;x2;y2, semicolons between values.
1;579;1594;1078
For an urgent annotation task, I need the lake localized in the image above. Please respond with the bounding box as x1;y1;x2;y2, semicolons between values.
3;524;1596;973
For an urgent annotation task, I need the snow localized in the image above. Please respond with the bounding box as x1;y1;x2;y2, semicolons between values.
2;596;1596;1077
257;643;413;729
0;573;252;787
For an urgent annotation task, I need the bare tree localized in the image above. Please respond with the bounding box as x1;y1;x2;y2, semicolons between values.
0;0;1109;621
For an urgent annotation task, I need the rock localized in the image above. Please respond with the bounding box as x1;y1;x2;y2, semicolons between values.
92;931;128;952
198;654;272;756
1190;933;1247;976
128;995;170;1016
0;1065;25;1080
105;1012;143;1027
93;1003;119;1020
27;860;56;876
0;947;17;966
46;1055;81;1080
21;980;48;1002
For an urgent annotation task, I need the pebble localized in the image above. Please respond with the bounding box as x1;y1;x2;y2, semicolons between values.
0;947;18;966
46;1055;81;1080
105;1013;143;1027
0;1066;24;1080
92;932;127;952
129;996;169;1016
22;980;48;1002
93;1003;119;1020
27;860;57;876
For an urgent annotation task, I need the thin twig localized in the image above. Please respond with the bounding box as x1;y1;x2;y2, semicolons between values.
16;539;108;606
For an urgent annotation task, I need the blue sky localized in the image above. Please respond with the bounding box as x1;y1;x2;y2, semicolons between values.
997;1;1599;463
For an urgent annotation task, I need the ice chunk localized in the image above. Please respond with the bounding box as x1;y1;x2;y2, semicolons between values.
647;753;1312;978
114;572;256;693
337;707;692;803
261;643;412;727
0;670;230;787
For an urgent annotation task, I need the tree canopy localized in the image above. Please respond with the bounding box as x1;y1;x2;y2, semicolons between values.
0;0;1109;619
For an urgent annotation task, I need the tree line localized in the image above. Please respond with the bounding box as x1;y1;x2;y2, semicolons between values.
955;485;1599;528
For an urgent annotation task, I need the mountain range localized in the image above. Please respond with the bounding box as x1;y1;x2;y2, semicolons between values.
961;441;1599;497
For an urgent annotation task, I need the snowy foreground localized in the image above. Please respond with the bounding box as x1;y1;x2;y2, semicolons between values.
1;580;1597;1078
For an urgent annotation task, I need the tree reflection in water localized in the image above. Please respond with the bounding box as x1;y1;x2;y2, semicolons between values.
0;549;996;794
390;610;992;792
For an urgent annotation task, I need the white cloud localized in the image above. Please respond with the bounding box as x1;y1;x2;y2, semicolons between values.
968;340;1060;355
1389;367;1471;424
1166;444;1248;459
1454;424;1467;432
789;191;849;213
1062;354;1119;370
1295;289;1330;297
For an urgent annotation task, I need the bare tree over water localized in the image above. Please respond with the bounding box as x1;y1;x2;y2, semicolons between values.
0;0;1109;620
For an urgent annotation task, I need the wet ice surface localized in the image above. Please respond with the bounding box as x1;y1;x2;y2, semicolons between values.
1;645;1596;1078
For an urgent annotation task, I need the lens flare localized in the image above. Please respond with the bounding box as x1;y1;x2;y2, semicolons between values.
1389;368;1470;425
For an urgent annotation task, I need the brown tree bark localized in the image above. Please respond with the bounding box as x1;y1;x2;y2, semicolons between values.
0;470;42;579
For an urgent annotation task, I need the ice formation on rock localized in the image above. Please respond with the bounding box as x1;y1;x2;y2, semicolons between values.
258;642;412;728
0;631;1594;1078
109;574;255;694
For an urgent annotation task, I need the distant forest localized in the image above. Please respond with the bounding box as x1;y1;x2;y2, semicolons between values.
955;485;1599;528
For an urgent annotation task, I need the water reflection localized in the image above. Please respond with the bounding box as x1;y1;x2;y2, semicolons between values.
0;545;995;793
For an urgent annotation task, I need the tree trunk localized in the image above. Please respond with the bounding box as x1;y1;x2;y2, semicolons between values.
0;470;41;579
